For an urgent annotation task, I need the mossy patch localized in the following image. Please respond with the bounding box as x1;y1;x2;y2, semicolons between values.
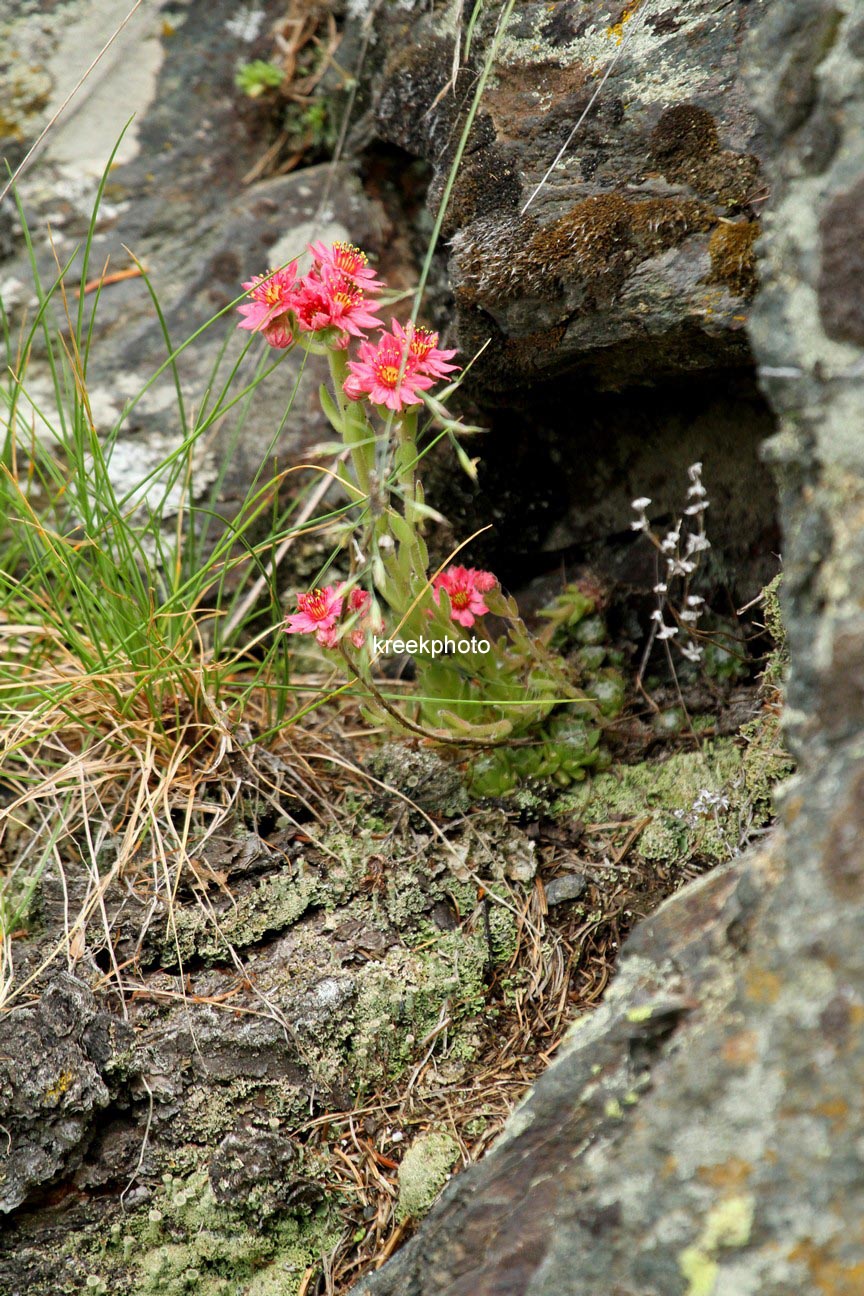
649;103;760;206
122;1170;341;1296
453;193;715;309
707;220;759;297
396;1130;460;1221
555;739;759;865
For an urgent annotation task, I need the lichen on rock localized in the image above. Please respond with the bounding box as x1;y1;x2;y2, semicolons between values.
396;1131;460;1222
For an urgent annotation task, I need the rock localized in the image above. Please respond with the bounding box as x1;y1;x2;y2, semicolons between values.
0;975;127;1213
543;872;586;907
0;0;385;531
346;6;864;1293
208;1125;320;1215
367;0;766;392
356;0;779;604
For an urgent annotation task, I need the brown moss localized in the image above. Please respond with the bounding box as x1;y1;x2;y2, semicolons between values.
529;192;714;293
452;193;715;311
440;142;522;236
649;103;759;206
707;220;759;297
650;103;720;168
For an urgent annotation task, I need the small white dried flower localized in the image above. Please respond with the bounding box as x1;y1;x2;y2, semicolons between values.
667;557;696;577
692;787;729;814
685;532;711;556
680;642;703;662
661;528;681;554
630;517;650;532
632;496;652;510
651;610;678;639
684;500;709;516
653;582;668;595
686;595;705;607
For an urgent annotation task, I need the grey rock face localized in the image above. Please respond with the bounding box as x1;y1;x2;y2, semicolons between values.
359;0;779;605
369;0;766;392
1;0;384;523
346;4;864;1294
0;976;128;1213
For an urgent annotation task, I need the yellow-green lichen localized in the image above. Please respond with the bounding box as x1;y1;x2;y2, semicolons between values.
161;867;319;965
555;739;748;865
124;1170;341;1296
396;1130;460;1221
43;1069;75;1104
347;926;492;1086
679;1194;755;1296
626;1005;655;1024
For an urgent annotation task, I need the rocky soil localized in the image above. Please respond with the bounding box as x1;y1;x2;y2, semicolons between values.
3;0;857;1293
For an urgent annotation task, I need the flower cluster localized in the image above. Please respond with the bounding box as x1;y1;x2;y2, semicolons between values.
237;240;384;350
237;242;459;411
284;584;377;650
631;462;711;662
344;320;458;412
432;565;497;629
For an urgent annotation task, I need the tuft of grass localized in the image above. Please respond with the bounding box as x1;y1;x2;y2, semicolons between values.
0;0;526;1018
0;147;357;1003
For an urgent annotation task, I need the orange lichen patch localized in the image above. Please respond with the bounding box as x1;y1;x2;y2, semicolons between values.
815;1097;852;1134
744;966;782;1005
606;0;643;43
789;1240;864;1296
43;1070;75;1105
721;1030;759;1067
698;1158;753;1191
707;221;759;297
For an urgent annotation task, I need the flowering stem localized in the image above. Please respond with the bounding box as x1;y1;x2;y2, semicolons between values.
327;348;372;497
394;409;419;525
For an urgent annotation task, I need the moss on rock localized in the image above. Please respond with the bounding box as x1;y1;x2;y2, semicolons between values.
123;1170;341;1296
396;1131;460;1221
555;739;762;865
707;220;760;297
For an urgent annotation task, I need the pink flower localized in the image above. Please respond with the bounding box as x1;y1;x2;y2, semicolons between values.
432;565;497;628
308;240;384;292
284;586;344;644
472;569;497;593
343;327;434;411
262;321;294;350
345;587;379;648
391;320;459;379
284;584;380;649
293;268;383;340
237;266;299;345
